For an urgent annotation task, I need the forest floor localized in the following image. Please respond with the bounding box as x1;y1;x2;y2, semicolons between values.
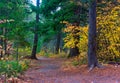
1;56;120;83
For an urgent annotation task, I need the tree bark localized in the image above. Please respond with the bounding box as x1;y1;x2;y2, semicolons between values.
55;32;61;54
4;39;7;55
31;0;40;59
3;28;7;55
88;0;98;68
0;28;3;57
68;46;79;58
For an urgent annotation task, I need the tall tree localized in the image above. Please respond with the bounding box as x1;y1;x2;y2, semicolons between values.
40;0;65;54
88;0;99;69
0;0;27;57
40;0;88;55
31;0;40;59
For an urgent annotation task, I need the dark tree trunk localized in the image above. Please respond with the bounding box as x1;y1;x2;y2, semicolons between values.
55;32;61;54
0;43;3;57
0;28;3;57
31;0;40;59
3;28;7;54
1;28;7;57
88;0;98;68
68;46;79;58
97;0;102;3
31;33;38;59
16;45;19;60
4;39;7;55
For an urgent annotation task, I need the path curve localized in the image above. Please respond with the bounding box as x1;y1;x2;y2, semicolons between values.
19;57;120;83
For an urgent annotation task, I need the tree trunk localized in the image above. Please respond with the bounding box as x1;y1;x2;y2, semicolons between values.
0;28;3;57
31;0;40;59
0;28;7;57
88;0;98;68
4;27;7;55
68;46;79;58
16;45;19;60
55;32;61;54
4;39;7;55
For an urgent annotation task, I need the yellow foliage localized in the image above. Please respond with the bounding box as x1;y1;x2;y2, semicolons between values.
63;5;120;62
63;4;120;62
19;60;29;70
97;5;120;61
63;22;88;52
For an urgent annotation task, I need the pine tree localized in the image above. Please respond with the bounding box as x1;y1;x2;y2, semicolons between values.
31;0;40;59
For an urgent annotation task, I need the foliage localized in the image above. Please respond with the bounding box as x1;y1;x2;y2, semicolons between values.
18;47;32;58
72;53;87;66
97;4;120;61
0;60;21;78
0;0;120;68
63;22;88;65
38;49;50;57
0;59;29;78
0;0;30;57
63;4;120;62
63;21;88;53
19;59;29;70
39;0;88;54
38;49;67;58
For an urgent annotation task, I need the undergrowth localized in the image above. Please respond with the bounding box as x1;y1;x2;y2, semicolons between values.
0;59;29;78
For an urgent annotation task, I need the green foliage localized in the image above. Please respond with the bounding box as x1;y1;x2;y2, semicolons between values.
0;0;30;48
0;60;22;78
0;59;29;78
18;47;32;57
38;49;50;57
36;0;88;55
19;60;29;71
38;49;67;58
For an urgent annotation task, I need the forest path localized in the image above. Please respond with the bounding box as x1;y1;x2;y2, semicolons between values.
19;56;120;83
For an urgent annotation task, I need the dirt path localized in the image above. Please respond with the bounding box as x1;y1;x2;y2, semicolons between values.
19;57;120;83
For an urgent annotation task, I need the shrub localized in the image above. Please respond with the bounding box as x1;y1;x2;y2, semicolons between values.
97;5;120;61
0;60;29;78
72;52;87;66
0;61;22;78
19;59;29;70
